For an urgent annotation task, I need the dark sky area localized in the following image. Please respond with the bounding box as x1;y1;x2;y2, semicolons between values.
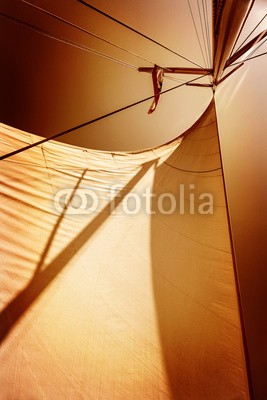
0;0;212;150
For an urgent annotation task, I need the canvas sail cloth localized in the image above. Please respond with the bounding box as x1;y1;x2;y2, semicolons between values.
0;100;249;399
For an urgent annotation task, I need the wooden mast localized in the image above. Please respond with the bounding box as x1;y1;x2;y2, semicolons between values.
212;0;255;84
139;0;257;89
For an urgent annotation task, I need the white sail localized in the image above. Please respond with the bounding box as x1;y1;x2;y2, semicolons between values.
0;101;249;399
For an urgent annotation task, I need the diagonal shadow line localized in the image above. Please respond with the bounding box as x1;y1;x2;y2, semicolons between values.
34;169;87;276
0;160;155;343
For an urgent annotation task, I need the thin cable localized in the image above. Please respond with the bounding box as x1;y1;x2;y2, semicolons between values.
244;37;267;60
19;3;184;77
21;0;156;67
229;37;267;66
164;75;187;83
231;39;267;67
230;50;267;66
228;0;255;59
202;0;212;65
234;13;267;54
197;0;209;62
187;0;208;68
202;0;212;84
0;13;138;70
3;12;191;78
0;73;211;161
76;0;205;69
243;50;267;62
197;0;210;67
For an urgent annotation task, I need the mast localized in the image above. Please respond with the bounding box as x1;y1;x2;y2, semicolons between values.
212;1;256;399
212;0;255;84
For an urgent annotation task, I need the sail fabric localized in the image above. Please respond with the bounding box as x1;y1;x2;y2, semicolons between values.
0;101;249;399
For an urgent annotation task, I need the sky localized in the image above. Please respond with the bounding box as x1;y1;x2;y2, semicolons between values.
1;1;266;148
1;0;266;150
0;0;214;150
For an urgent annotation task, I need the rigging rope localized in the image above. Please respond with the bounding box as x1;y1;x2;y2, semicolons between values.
76;0;205;69
2;12;193;86
164;75;187;83
245;50;267;62
186;0;208;68
234;13;267;54
229;38;267;66
0;73;210;161
202;0;212;66
0;13;139;70
20;3;189;83
197;0;210;67
21;0;157;67
231;50;267;65
228;0;256;59
244;37;267;60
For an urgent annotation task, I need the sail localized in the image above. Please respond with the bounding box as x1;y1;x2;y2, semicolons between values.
0;100;249;399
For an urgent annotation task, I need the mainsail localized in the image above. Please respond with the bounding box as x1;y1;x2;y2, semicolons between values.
0;101;249;399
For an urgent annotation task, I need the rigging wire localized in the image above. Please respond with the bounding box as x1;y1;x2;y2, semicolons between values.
0;13;139;70
233;13;267;54
196;0;210;67
186;0;208;68
228;1;256;59
20;2;188;80
164;75;187;83
231;50;267;65
243;37;267;60
76;0;205;69
1;13;203;97
202;0;212;66
2;12;194;84
21;0;156;67
0;73;211;161
199;0;212;84
198;0;212;84
229;37;267;66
